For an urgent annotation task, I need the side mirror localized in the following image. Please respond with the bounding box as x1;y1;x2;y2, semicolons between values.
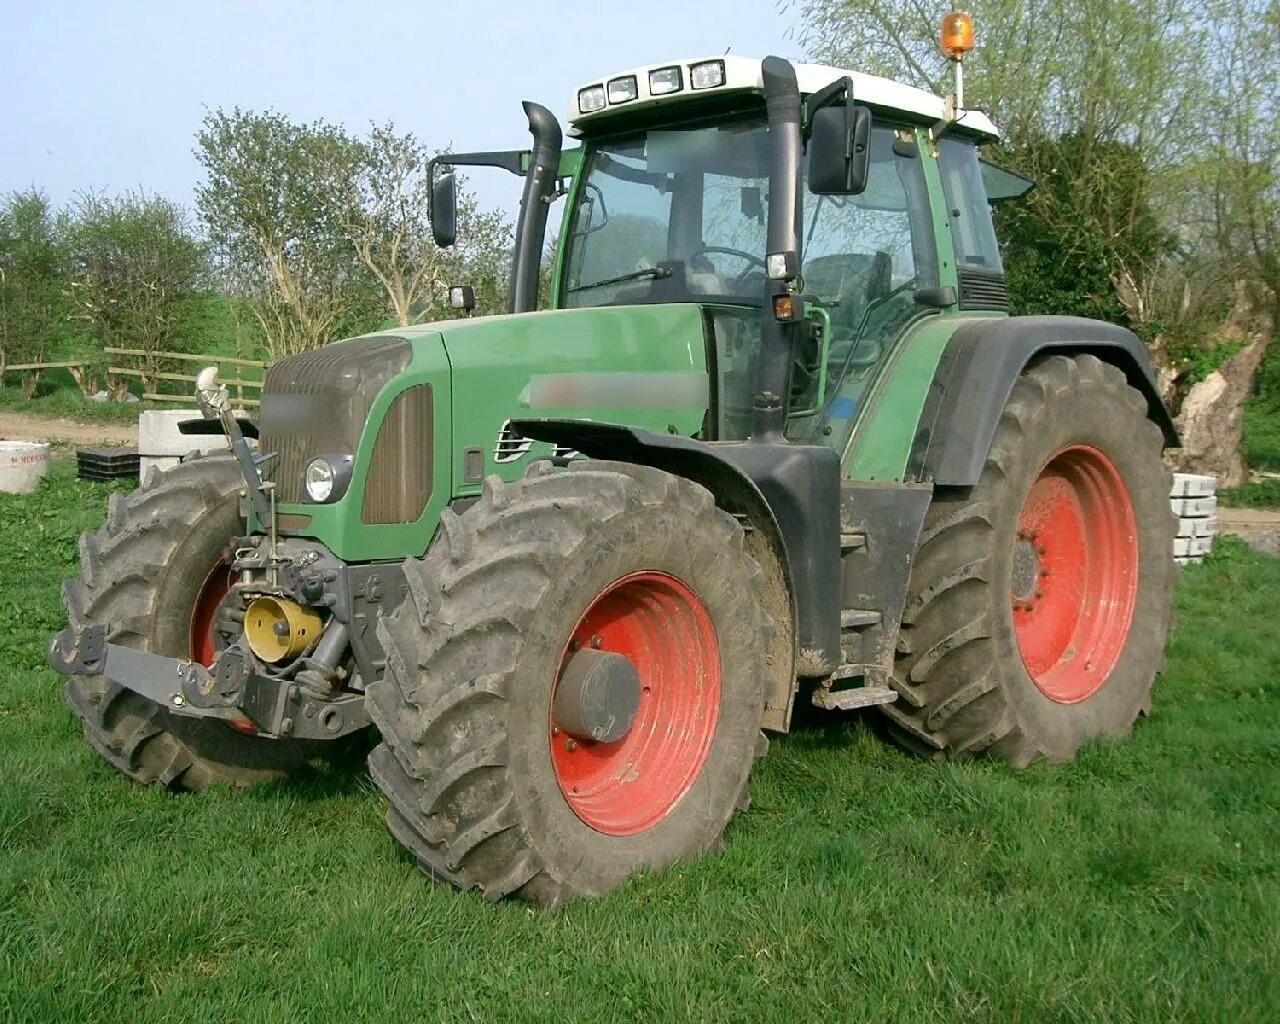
807;104;872;196
448;284;476;315
431;168;457;247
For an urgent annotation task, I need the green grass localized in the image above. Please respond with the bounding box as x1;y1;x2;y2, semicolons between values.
1220;477;1280;509
0;381;143;425
3;462;1278;1023
1244;338;1280;472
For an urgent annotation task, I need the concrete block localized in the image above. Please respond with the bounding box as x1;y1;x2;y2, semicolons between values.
1170;495;1217;517
1171;473;1216;497
0;441;50;494
137;410;226;458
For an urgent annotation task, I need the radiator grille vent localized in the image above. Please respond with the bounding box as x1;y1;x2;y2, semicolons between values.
258;336;411;504
493;420;533;464
362;384;434;525
957;267;1009;311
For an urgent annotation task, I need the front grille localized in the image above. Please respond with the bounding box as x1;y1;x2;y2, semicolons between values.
958;267;1009;311
362;384;434;524
259;336;411;503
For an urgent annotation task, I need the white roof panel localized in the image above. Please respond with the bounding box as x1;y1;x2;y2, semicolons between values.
568;55;998;139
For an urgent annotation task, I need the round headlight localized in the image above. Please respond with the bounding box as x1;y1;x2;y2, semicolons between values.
305;458;335;502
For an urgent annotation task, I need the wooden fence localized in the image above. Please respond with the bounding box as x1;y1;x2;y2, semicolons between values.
2;350;270;410
104;348;268;409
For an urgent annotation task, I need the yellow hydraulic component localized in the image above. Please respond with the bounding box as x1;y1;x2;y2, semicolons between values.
244;596;323;663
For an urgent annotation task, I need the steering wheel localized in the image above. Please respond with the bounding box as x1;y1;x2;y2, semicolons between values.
689;246;768;290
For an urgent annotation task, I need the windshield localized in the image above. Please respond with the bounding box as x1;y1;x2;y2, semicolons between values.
560;115;932;310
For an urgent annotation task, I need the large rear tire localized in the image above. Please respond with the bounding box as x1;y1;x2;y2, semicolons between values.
882;354;1176;766
63;454;318;789
367;461;771;906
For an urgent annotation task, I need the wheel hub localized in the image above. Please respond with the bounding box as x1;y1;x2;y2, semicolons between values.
1011;444;1138;704
552;648;641;743
1010;532;1043;602
549;571;721;837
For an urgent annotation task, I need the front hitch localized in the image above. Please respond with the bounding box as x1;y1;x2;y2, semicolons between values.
48;622;370;740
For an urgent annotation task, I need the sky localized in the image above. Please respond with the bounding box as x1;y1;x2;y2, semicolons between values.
1;0;807;221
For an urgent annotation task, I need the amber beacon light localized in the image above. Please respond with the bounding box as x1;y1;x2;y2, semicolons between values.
940;11;975;60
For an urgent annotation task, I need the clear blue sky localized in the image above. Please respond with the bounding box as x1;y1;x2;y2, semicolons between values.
1;0;806;220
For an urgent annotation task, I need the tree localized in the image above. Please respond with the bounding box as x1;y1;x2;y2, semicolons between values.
0;190;67;397
195;111;514;356
64;191;206;394
195;110;385;360
788;0;1278;481
337;124;511;326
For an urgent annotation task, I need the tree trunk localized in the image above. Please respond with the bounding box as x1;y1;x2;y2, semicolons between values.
1171;284;1275;487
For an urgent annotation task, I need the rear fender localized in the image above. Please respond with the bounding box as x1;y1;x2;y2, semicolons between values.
911;315;1178;486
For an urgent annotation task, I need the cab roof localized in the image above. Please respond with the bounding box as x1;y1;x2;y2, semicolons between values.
568;55;998;140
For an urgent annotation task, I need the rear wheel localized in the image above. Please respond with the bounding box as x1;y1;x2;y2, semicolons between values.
63;454;317;789
882;354;1175;765
367;460;771;906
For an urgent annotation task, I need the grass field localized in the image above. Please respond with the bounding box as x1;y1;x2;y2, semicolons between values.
2;461;1278;1023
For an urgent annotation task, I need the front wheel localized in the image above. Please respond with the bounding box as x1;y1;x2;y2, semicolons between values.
883;354;1176;766
366;461;771;906
62;453;320;789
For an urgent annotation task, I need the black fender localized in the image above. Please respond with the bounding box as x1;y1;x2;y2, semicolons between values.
910;315;1178;486
511;419;844;732
177;416;259;440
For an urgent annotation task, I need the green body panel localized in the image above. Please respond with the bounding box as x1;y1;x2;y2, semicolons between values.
275;304;708;562
274;333;455;563
440;304;708;496
843;313;999;481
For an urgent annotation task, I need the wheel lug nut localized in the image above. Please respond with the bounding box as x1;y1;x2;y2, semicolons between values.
589;635;602;649
1035;589;1044;599
1036;545;1047;555
564;738;578;752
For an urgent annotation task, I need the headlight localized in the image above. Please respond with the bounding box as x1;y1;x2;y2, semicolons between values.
303;455;353;503
578;85;606;113
689;59;725;90
649;66;683;95
607;75;638;104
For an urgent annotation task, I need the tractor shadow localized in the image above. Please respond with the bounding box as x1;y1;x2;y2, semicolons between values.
242;729;379;802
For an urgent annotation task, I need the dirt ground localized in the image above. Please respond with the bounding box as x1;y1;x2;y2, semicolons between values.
0;412;135;448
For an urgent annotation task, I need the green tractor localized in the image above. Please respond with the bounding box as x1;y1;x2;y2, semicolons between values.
50;43;1177;906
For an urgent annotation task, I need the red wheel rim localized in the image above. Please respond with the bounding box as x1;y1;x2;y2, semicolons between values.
189;562;233;668
550;571;721;836
1011;444;1138;703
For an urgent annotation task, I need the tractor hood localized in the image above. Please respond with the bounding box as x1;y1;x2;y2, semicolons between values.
433;303;709;487
259;304;711;562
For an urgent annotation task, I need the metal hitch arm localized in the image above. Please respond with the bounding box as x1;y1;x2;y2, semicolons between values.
48;625;236;719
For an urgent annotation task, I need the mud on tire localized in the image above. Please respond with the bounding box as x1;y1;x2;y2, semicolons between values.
63;453;318;789
881;354;1176;766
366;460;771;906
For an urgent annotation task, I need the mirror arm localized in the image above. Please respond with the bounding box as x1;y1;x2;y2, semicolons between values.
802;76;854;130
429;150;528;177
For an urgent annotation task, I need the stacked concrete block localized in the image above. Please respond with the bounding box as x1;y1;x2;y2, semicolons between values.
138;409;235;478
1170;473;1217;564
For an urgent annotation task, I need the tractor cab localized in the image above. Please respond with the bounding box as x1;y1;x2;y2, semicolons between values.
434;54;1005;453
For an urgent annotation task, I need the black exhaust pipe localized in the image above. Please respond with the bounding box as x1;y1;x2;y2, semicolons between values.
750;56;804;442
508;101;563;314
